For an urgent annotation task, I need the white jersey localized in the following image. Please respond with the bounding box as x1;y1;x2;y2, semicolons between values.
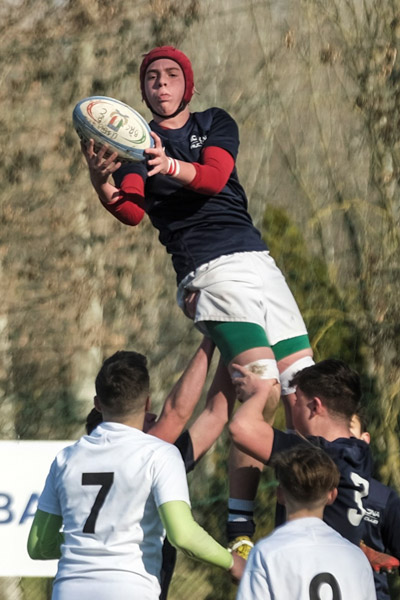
236;517;377;600
38;422;190;600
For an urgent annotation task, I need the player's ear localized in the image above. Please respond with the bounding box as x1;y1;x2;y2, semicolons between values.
94;395;102;412
311;397;324;416
361;431;371;444
326;487;338;506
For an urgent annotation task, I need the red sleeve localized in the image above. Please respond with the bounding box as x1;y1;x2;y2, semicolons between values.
103;173;145;226
187;146;234;195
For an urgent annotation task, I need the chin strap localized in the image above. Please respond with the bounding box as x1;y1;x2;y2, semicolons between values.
151;100;187;120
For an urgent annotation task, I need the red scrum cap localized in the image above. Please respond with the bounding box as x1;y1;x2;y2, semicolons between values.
140;46;195;113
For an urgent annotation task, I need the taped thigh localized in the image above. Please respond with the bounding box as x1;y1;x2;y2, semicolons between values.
279;356;315;396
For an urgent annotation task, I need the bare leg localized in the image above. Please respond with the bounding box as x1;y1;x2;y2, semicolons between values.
227;347;313;543
187;348;273;543
228;444;263;500
226;347;276;542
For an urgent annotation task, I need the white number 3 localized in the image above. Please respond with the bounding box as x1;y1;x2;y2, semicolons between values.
347;472;369;526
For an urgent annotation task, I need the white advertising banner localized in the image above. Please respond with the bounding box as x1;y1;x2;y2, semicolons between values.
0;440;72;577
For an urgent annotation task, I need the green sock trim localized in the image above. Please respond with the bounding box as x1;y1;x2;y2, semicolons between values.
202;321;270;365
271;335;311;361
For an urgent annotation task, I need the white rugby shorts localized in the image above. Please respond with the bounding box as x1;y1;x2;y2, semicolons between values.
177;251;308;346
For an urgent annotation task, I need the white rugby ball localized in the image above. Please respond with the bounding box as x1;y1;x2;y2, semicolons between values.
72;96;153;162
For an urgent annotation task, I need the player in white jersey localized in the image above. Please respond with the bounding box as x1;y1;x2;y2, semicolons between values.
236;445;376;600
28;349;244;600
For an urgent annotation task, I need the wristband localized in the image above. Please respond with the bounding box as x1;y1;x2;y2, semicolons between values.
167;157;181;177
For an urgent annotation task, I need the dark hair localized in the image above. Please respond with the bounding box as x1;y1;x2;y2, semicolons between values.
289;359;361;420
272;444;340;503
95;351;149;417
85;407;103;434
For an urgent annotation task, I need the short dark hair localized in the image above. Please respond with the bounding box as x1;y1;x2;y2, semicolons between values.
273;444;340;504
290;359;361;420
85;408;103;434
95;351;149;417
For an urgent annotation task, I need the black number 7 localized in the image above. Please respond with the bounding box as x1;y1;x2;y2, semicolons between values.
82;472;114;533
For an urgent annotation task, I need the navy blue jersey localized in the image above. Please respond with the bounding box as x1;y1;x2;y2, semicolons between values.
174;429;195;473
113;108;267;283
272;430;372;545
362;478;400;600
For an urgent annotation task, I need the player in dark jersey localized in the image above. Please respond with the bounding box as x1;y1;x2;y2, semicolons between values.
81;45;315;554
229;359;373;546
350;413;400;600
81;45;314;394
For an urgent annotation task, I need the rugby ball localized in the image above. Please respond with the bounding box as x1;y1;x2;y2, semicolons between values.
72;96;153;162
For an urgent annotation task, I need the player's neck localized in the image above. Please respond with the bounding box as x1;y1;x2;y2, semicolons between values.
101;413;146;430
282;493;327;522
286;506;325;522
308;417;352;442
319;423;351;442
151;107;190;129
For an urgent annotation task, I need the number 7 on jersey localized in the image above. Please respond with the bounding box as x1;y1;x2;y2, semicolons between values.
82;472;114;533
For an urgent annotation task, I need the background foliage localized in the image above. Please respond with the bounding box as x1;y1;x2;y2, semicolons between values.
1;0;399;598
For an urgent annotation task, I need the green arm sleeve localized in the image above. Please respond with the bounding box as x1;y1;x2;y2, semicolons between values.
27;509;64;560
158;501;233;571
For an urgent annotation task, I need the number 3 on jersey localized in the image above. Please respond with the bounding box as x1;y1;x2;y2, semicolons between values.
347;472;369;527
82;472;114;533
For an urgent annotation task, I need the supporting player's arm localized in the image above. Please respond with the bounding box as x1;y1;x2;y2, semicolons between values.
229;364;280;464
158;500;244;580
149;336;216;444
27;509;64;560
